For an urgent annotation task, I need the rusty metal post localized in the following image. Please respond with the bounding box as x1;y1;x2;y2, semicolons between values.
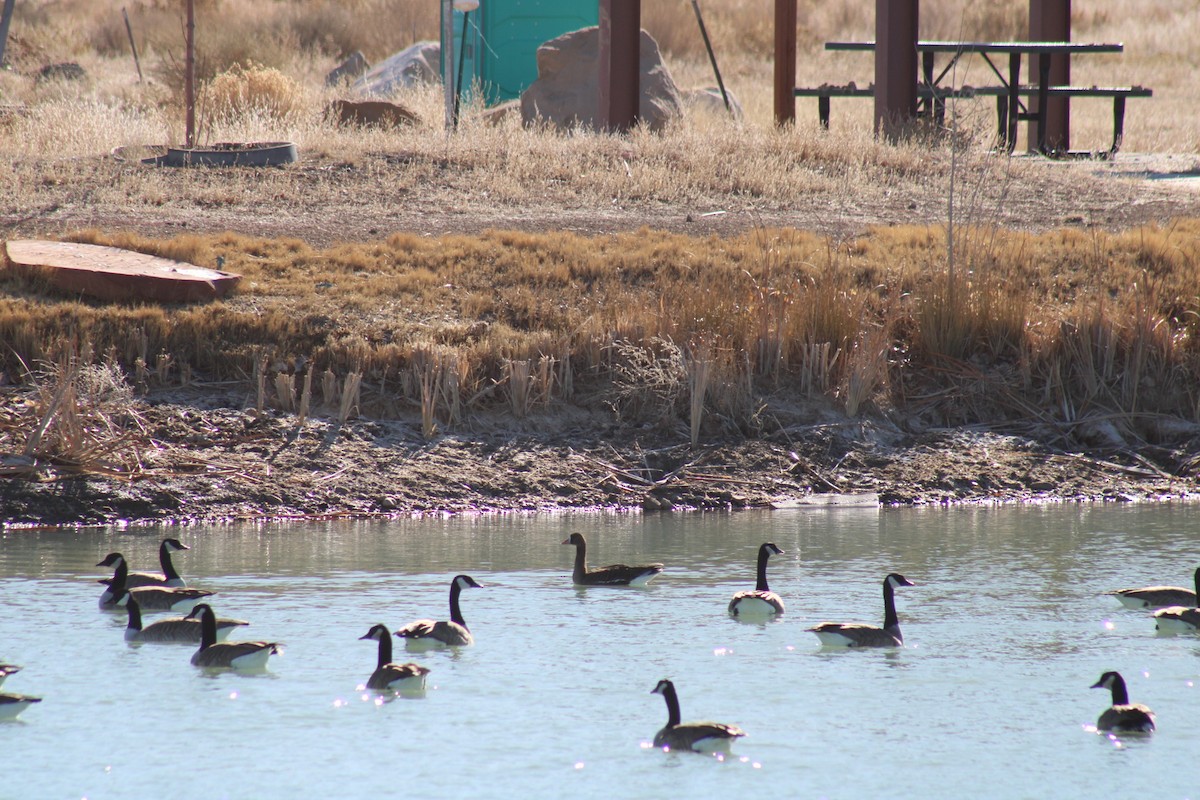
1029;0;1070;152
185;0;195;148
0;0;16;70
773;0;797;125
874;0;919;139
598;0;641;132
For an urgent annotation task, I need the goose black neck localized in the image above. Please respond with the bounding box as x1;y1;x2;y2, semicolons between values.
125;598;143;631
159;540;182;581
449;581;468;627
755;545;773;592
882;578;900;630
377;629;393;668
1108;674;1130;706
1193;566;1200;599
571;539;588;581
660;682;681;727
198;607;217;650
109;558;129;593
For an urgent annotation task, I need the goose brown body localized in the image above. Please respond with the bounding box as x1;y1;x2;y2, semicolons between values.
650;679;745;753
361;624;430;691
728;542;785;616
123;596;247;643
1108;567;1200;610
97;553;213;611
0;692;41;720
562;533;663;586
1091;671;1155;733
395;575;481;649
186;604;279;670
807;573;915;647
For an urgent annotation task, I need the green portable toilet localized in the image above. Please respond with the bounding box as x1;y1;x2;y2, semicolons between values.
442;0;599;105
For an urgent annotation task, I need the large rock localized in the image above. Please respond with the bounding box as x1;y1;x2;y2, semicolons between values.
682;85;743;121
520;27;682;132
352;41;440;98
326;51;369;87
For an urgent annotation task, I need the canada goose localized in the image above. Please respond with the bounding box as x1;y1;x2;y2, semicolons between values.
123;595;248;644
1153;604;1200;633
562;532;663;586
728;542;785;617
650;679;745;753
1107;566;1199;610
0;664;19;688
395;575;482;649
1091;671;1155;733
185;604;280;670
360;624;431;692
0;693;41;721
96;538;190;592
807;572;916;647
97;553;214;612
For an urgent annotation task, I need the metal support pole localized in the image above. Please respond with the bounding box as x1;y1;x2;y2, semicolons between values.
0;0;16;70
773;0;796;125
690;0;730;115
453;11;470;128
442;0;454;132
123;8;144;82
598;0;640;133
185;0;195;148
874;0;919;139
1029;0;1071;152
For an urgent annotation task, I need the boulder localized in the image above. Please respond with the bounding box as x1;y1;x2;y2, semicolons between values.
681;85;743;121
328;99;419;128
352;41;440;98
520;27;682;132
326;51;370;87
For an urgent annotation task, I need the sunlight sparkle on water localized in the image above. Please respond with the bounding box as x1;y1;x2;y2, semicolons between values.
1103;620;1115;630
228;691;238;700
713;647;732;656
574;762;585;770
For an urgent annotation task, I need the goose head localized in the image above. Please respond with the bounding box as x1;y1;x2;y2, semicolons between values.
886;573;915;589
163;538;190;552
360;624;391;643
561;533;586;547
453;574;483;591
97;553;127;568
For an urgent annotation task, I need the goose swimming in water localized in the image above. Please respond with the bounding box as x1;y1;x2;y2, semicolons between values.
807;573;916;647
728;542;785;617
185;604;280;670
1091;671;1155;733
123;595;248;644
0;692;42;721
650;679;745;753
97;553;213;612
1153;604;1200;634
562;532;663;586
97;538;190;592
1108;566;1199;610
395;575;482;650
360;624;431;692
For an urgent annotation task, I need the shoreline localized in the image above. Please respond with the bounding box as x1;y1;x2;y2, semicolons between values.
4;388;1198;528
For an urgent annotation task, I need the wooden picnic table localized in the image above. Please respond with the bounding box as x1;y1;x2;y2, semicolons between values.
825;40;1126;154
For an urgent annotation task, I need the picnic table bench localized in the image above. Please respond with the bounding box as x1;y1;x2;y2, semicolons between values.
795;41;1152;158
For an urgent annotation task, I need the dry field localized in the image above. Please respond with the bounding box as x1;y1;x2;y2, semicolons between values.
2;1;1200;524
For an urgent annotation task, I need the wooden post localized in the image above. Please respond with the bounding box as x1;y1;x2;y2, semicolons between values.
123;8;144;82
875;0;919;139
773;0;796;125
442;0;454;131
0;0;15;70
599;0;640;132
1029;0;1070;152
185;0;195;148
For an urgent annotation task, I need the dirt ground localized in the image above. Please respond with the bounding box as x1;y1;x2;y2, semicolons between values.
4;150;1200;526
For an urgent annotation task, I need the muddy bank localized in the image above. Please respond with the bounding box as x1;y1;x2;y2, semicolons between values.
3;386;1197;527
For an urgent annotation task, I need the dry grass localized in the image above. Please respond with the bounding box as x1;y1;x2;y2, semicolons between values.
2;1;1200;449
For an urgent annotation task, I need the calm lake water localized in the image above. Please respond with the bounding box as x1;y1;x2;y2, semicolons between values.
1;504;1198;800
